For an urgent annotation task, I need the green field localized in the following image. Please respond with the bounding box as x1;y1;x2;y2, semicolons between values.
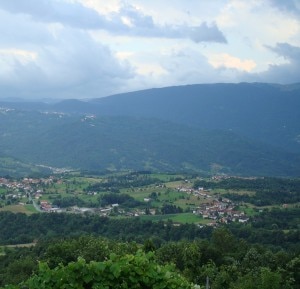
1;172;296;226
24;204;39;214
0;204;35;215
140;213;210;224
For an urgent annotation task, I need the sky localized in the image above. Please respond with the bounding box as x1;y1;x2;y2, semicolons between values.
0;0;299;99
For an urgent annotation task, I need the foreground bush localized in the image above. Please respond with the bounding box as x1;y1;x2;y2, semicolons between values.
3;251;198;289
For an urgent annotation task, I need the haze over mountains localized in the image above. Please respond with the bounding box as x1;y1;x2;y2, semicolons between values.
0;83;299;176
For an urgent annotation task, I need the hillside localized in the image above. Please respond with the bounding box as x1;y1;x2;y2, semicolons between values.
0;83;300;176
2;83;300;154
0;156;51;177
0;109;299;176
36;83;299;154
89;83;300;153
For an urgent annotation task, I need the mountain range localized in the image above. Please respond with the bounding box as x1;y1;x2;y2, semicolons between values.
0;82;299;176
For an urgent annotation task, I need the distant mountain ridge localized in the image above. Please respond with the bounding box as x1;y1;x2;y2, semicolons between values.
3;82;298;153
0;82;299;176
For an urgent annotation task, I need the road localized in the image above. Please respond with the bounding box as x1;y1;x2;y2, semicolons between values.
28;194;43;213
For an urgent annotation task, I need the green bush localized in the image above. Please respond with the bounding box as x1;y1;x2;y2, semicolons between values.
3;251;198;289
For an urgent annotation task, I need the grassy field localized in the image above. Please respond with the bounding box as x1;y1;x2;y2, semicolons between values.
149;173;186;182
140;213;211;224
211;188;256;196
24;204;39;214
0;204;35;215
125;181;212;210
165;180;188;189
0;188;7;194
236;205;258;216
0;242;37;255
4;243;37;248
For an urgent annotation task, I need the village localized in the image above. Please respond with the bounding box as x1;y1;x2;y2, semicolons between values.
177;185;249;224
0;175;250;226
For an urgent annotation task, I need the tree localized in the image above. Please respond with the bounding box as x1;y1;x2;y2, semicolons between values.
259;267;281;289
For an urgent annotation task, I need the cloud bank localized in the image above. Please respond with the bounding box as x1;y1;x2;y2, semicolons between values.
0;0;298;99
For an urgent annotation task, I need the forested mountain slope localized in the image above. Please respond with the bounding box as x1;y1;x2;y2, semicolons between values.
0;109;299;176
89;83;300;153
2;83;300;155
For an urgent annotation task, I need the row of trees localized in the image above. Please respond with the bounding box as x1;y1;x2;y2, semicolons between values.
85;172;161;193
0;211;299;248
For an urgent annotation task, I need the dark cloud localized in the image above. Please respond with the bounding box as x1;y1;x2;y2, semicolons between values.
0;0;227;43
261;43;300;83
0;27;134;99
0;0;104;29
266;42;300;60
113;5;227;43
188;22;227;43
269;0;300;15
242;43;300;84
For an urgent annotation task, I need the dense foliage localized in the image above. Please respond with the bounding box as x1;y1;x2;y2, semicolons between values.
0;212;212;245
52;196;86;208
0;210;299;249
3;251;196;289
161;204;183;214
0;231;299;288
86;172;161;192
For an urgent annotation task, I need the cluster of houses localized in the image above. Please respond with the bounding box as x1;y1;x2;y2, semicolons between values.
0;176;54;190
193;200;249;224
0;176;56;205
58;204;151;218
177;185;249;224
40;200;55;212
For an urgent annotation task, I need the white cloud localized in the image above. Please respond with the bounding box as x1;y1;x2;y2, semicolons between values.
158;48;252;85
125;47;244;90
0;49;37;63
209;53;256;72
75;0;121;15
217;0;299;45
